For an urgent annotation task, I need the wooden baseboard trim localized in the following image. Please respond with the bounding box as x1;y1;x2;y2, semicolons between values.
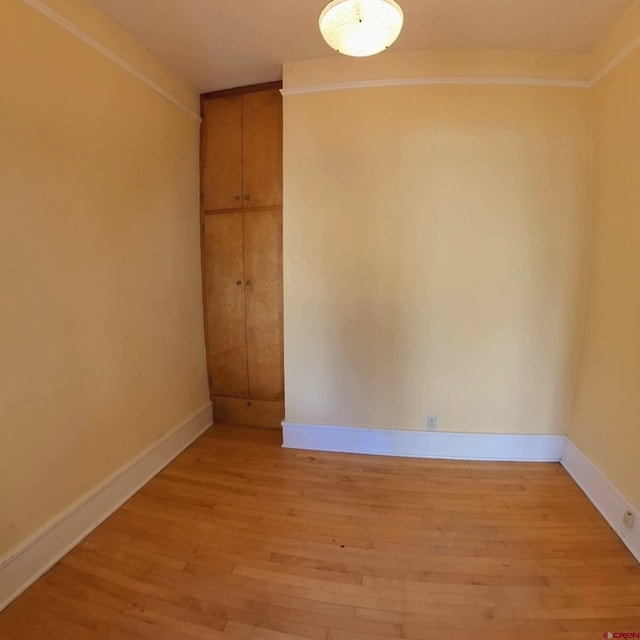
0;402;213;612
282;422;565;462
561;439;640;564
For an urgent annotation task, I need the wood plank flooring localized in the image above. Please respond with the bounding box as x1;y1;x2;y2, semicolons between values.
1;425;639;640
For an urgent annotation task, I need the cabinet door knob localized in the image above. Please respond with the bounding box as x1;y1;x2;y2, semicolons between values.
234;195;240;201
246;280;251;286
236;280;242;286
244;195;250;201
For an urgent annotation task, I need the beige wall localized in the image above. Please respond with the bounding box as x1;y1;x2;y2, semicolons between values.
284;84;591;434
0;0;208;557
3;0;638;565
568;45;640;509
28;0;199;112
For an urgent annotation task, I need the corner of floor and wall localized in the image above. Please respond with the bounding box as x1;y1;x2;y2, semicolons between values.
1;0;640;617
0;0;211;611
279;0;640;564
561;0;640;565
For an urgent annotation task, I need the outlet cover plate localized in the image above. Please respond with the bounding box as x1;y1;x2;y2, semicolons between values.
623;511;635;529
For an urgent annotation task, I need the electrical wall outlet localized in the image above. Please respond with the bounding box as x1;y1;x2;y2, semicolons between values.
622;510;635;530
427;415;438;431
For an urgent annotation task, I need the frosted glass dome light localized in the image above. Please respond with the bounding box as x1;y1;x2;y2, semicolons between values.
319;0;404;57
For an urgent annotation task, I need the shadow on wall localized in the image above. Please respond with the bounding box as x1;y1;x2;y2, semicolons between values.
322;122;416;428
328;285;412;428
284;86;590;434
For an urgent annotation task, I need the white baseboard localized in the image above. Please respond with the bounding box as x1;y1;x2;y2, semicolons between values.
282;422;566;462
561;439;640;564
0;402;213;612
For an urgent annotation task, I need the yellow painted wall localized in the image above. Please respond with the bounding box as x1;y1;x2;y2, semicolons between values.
0;0;208;557
2;0;638;566
568;45;640;509
25;0;199;113
284;83;591;434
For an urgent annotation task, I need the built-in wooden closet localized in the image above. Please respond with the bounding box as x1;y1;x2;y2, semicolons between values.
200;83;284;428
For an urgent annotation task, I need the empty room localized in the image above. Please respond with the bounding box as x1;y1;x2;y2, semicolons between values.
1;0;640;638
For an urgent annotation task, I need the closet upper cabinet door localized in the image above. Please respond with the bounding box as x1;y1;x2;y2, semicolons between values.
202;96;243;211
242;90;283;208
204;214;249;397
244;209;284;401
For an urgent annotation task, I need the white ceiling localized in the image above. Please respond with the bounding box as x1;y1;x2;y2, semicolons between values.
86;0;632;92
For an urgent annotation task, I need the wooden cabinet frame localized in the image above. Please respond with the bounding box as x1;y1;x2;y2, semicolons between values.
200;82;284;428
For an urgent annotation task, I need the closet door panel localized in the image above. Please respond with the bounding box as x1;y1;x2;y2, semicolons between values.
242;90;283;208
202;96;243;211
204;214;249;397
244;209;284;401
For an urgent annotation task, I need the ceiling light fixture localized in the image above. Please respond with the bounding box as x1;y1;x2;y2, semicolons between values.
319;0;404;58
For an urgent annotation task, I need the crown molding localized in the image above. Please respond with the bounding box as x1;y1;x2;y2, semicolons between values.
282;32;640;96
18;2;640;114
589;32;640;86
21;0;201;122
281;75;590;96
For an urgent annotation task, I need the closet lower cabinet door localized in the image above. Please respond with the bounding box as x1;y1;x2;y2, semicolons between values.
243;209;284;401
204;213;249;398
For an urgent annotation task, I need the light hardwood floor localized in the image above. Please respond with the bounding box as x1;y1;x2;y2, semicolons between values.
1;425;639;640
